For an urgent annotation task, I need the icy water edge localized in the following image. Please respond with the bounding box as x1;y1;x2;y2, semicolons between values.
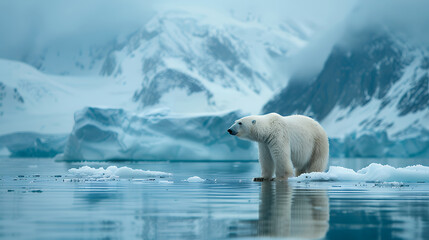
1;158;429;240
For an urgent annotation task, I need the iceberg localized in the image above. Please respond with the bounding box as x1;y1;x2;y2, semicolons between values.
0;132;68;157
56;107;256;161
291;163;429;182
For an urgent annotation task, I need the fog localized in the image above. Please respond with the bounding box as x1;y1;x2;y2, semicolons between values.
1;0;427;80
346;0;429;47
0;0;355;61
287;0;429;80
0;0;154;60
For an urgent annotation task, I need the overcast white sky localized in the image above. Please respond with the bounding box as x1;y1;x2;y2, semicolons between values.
0;0;357;60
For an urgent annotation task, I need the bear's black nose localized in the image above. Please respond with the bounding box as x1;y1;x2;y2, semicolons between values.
227;129;237;135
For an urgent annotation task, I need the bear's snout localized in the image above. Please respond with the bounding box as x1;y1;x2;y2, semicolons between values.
227;128;237;135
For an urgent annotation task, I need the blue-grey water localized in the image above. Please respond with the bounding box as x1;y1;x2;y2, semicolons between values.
1;157;429;240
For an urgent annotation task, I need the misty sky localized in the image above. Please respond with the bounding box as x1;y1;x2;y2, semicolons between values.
1;0;428;68
0;0;357;60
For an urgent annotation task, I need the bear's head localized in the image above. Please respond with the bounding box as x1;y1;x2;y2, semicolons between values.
227;116;258;141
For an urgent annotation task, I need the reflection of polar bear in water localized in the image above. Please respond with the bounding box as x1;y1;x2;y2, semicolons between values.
258;181;329;238
228;113;329;180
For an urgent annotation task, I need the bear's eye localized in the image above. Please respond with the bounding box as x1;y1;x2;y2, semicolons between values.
238;122;242;125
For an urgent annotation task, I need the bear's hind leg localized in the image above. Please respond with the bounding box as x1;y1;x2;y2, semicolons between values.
306;157;327;173
304;139;329;173
295;168;305;177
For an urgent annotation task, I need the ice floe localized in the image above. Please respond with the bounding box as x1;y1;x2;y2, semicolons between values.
186;176;205;182
68;166;172;179
291;163;429;182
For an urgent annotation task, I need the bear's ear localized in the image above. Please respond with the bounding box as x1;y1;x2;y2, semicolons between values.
252;120;256;125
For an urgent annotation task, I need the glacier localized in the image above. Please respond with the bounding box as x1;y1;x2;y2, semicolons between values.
55;107;256;161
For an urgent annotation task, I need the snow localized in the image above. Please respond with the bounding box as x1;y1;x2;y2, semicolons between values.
152;88;213;113
186;176;205;182
111;10;312;114
0;59;138;135
68;166;171;179
291;163;429;183
322;50;429;157
322;99;382;139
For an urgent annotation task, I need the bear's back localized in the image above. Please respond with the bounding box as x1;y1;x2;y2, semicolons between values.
283;115;324;134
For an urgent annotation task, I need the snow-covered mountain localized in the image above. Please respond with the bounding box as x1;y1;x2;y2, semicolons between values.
264;29;429;157
21;10;314;114
0;59;138;134
0;10;314;159
128;11;313;113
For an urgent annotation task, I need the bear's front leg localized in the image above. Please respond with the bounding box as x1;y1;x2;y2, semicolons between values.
268;140;293;181
254;143;274;181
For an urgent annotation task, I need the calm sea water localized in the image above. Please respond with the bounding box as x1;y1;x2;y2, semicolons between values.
1;157;429;240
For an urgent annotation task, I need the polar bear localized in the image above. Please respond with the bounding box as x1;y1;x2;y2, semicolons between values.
227;113;329;181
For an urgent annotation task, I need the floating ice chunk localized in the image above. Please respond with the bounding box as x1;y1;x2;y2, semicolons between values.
68;166;172;179
159;180;174;184
291;163;429;183
186;176;205;182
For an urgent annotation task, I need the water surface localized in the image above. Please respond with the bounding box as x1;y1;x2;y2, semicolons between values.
1;157;429;239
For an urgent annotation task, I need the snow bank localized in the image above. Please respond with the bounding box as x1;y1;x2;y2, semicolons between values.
56;107;256;161
186;176;205;182
68;166;171;179
291;163;429;182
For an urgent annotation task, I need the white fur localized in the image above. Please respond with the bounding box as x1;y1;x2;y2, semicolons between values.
228;113;329;180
